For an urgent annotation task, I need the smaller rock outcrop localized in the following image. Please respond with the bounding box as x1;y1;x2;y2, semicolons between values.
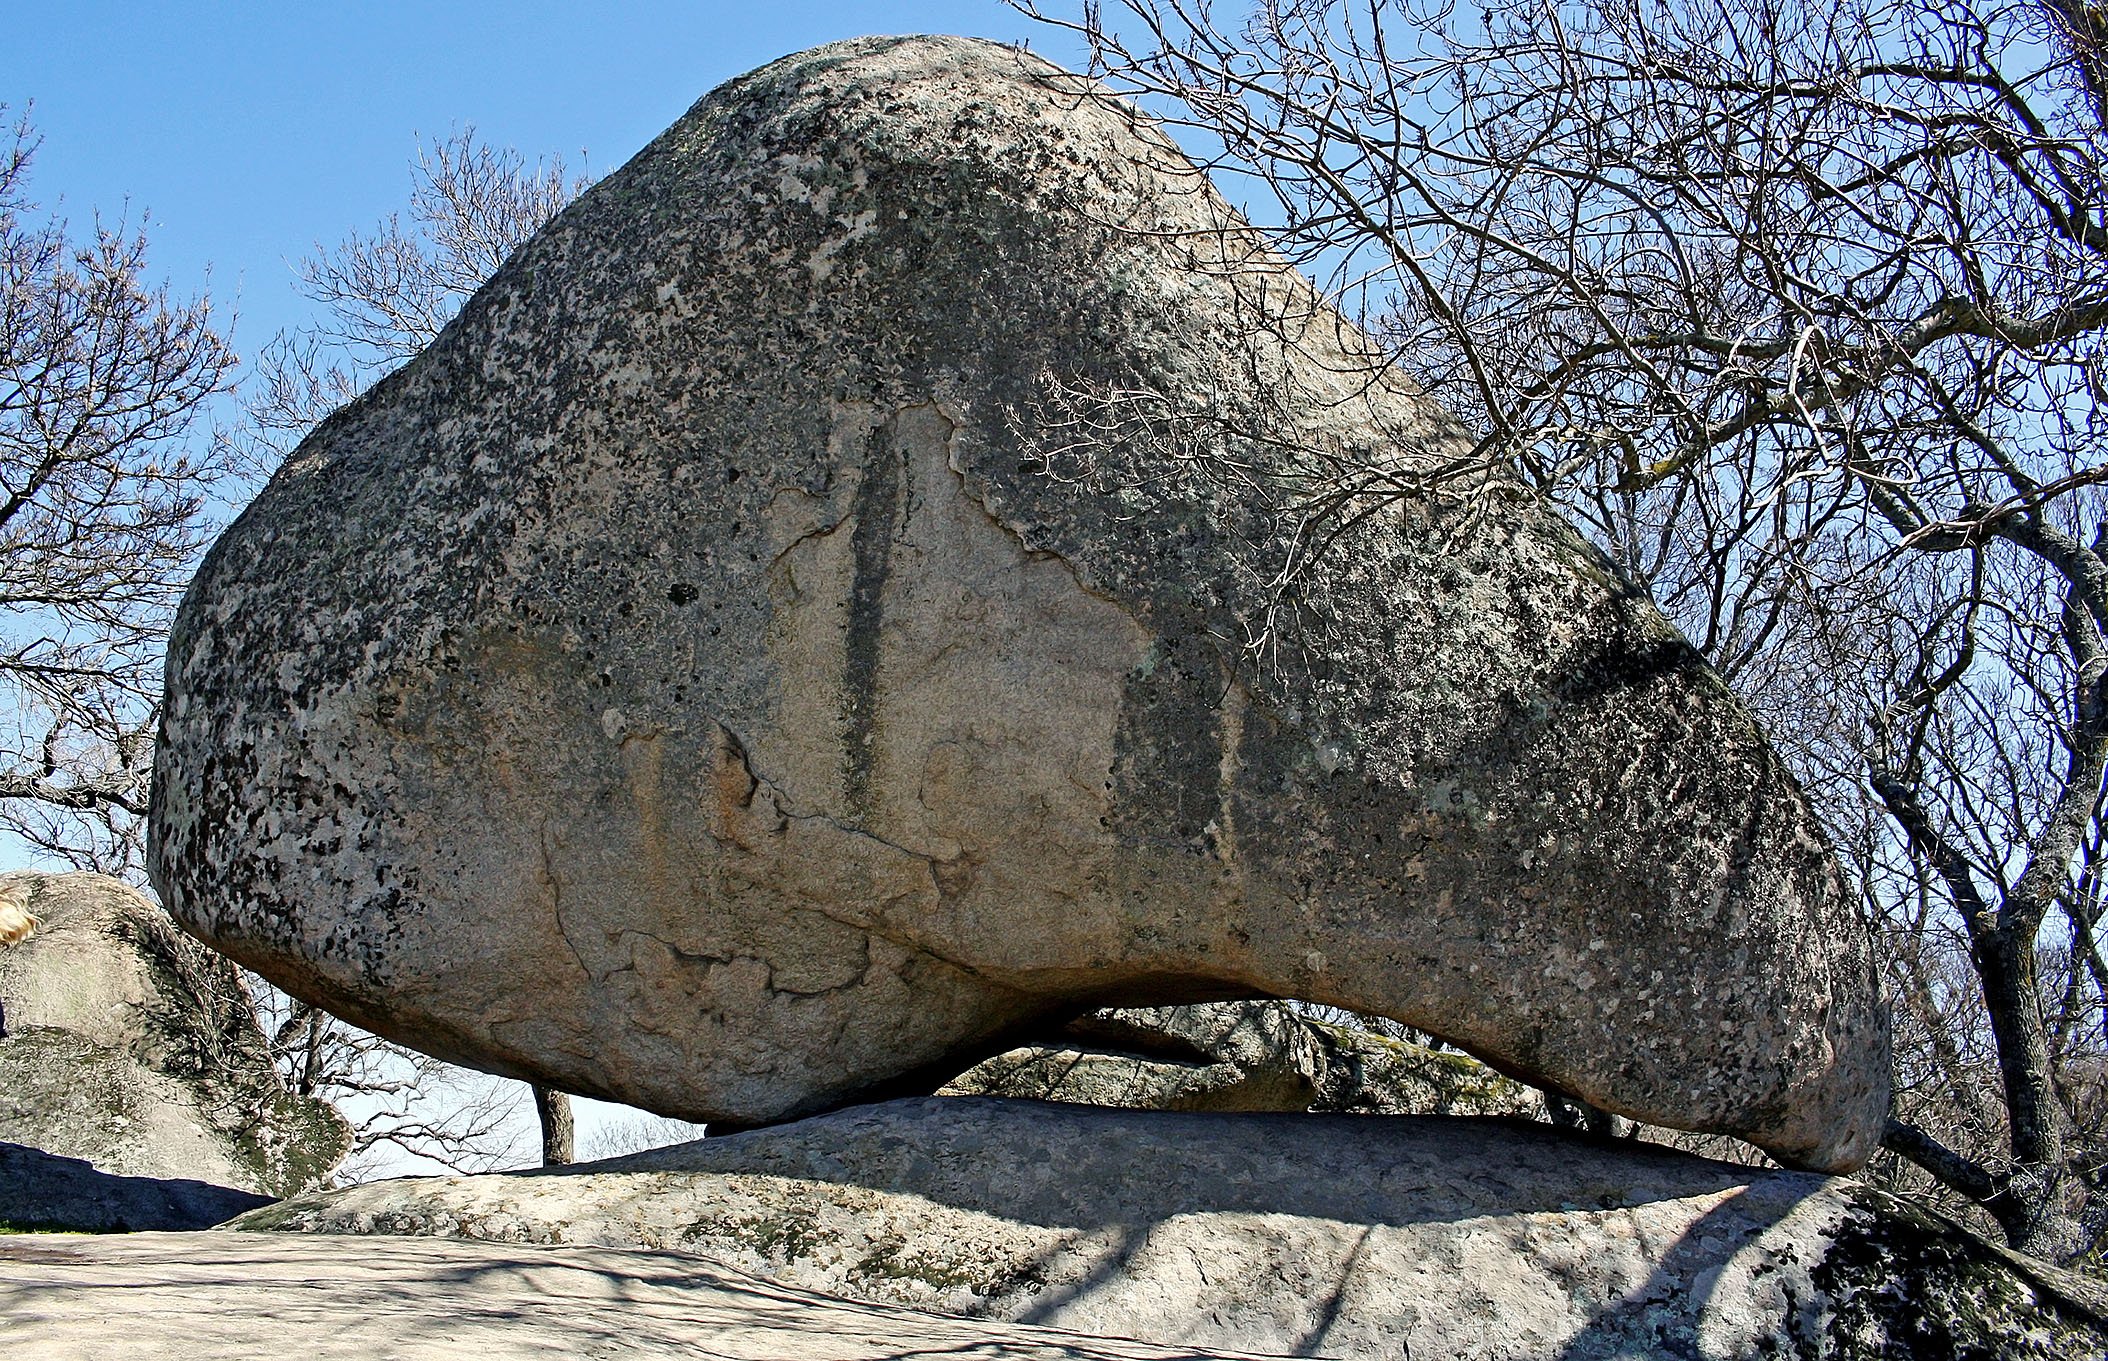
941;1001;1545;1119
0;872;347;1230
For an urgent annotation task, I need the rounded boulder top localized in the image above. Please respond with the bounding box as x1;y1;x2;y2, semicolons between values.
151;35;1889;1169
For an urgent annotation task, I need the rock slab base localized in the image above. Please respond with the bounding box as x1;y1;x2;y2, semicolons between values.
234;1097;2108;1360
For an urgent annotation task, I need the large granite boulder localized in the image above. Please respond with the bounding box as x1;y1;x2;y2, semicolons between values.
941;1001;1546;1118
0;872;347;1226
150;35;1885;1168
229;1098;2108;1360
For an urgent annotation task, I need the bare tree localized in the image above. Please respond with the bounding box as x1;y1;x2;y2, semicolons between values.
0;106;241;875
242;129;587;464
241;129;593;1170
1021;0;2108;1261
252;988;527;1178
577;1109;707;1162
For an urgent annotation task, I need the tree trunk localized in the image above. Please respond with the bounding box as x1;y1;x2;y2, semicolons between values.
532;1085;574;1167
1971;920;2082;1258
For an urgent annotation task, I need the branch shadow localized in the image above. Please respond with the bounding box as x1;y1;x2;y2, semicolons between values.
596;1099;1839;1358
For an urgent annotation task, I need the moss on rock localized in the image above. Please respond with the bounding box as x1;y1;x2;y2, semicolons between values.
0;872;349;1223
1802;1189;2108;1359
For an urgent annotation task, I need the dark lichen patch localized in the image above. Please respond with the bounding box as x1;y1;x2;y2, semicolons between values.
1107;631;1229;852
1807;1189;2108;1359
720;1213;815;1262
841;413;909;818
849;1231;1003;1296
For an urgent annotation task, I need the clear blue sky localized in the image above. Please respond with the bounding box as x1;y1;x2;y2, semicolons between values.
8;1;1092;361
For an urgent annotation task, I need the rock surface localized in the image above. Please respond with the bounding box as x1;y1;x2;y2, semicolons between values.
231;1096;2108;1360
0;1142;268;1232
0;1230;1261;1361
941;1001;1546;1118
151;34;1885;1168
0;872;347;1220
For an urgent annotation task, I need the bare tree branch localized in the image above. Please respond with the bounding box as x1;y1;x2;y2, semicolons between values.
0;104;240;874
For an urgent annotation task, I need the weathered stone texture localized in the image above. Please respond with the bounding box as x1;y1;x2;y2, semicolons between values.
231;1098;2108;1361
0;1229;1261;1361
151;35;1885;1167
941;1001;1546;1118
0;872;347;1214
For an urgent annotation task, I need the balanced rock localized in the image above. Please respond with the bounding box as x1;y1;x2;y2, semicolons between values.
230;1097;2108;1361
151;35;1885;1167
0;873;347;1228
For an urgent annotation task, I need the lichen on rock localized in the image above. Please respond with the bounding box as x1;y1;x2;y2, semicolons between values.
229;1096;2108;1360
152;34;1886;1169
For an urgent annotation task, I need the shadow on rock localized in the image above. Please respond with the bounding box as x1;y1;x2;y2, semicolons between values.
0;1141;270;1232
217;1097;2108;1359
